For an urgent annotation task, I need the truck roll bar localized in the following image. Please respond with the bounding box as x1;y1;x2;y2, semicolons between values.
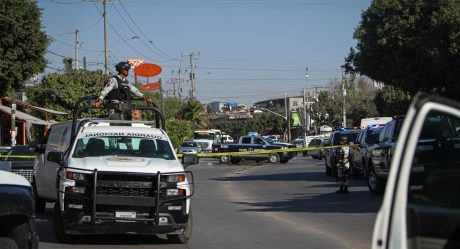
69;95;166;148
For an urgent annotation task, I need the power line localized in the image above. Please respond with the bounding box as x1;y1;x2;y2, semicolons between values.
112;4;171;60
48;0;86;5
46;50;105;66
118;0;174;60
93;4;156;62
51;37;102;53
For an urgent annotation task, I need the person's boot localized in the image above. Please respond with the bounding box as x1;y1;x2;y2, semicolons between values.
343;186;349;194
335;185;344;194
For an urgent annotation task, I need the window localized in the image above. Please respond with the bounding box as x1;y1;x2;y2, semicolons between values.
254;137;265;144
293;101;298;106
407;111;460;209
241;137;251;144
73;136;174;160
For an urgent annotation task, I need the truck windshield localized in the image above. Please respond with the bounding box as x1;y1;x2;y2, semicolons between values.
72;136;175;160
193;132;215;140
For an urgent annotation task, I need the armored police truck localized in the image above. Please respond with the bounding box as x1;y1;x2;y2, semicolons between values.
34;96;198;244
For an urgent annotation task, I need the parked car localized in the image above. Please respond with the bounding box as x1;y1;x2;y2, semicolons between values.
307;138;330;160
324;129;359;177
367;116;405;194
372;94;460;249
349;126;383;178
178;141;202;154
0;170;39;249
0;145;36;183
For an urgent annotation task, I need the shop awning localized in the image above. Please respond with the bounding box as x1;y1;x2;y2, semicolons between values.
0;106;48;125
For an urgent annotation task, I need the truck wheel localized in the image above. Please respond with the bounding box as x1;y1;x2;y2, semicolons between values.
219;155;230;164
33;182;46;213
367;165;385;195
53;203;75;243
168;209;193;244
268;154;280;164
0;237;17;249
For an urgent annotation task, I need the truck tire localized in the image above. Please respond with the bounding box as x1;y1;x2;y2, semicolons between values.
0;238;17;249
168;209;193;244
268;154;280;164
53;203;75;243
367;165;385;195
33;181;46;213
219;155;230;164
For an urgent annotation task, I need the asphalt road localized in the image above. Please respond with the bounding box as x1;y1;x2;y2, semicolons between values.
37;156;382;249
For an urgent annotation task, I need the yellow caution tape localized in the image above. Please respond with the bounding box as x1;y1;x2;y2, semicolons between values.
177;144;354;158
0;155;36;159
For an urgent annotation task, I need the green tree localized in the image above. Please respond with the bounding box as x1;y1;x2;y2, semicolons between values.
180;99;204;127
374;85;412;116
26;69;106;120
311;77;378;129
345;0;460;99
0;0;49;96
167;119;193;149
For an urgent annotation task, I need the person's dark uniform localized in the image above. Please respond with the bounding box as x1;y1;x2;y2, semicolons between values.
336;136;350;194
93;61;153;119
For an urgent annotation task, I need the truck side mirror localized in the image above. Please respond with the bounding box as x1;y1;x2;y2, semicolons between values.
182;154;199;168
48;151;64;165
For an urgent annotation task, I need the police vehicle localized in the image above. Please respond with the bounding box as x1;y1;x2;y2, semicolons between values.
34;96;198;244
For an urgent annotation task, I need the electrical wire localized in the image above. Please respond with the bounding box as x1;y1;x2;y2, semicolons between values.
93;4;158;63
48;0;86;5
119;0;175;60
112;4;171;60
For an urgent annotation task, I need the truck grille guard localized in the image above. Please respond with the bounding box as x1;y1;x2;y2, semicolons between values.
57;166;195;226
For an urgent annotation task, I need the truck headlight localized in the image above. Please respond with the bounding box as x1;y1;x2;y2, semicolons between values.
66;171;86;181
167;174;185;183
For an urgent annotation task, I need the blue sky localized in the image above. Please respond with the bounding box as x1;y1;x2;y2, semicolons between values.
37;0;371;105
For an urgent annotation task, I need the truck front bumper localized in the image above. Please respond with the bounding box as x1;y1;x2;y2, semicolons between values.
62;212;189;235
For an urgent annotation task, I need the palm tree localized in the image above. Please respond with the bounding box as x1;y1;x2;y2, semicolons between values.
181;99;203;126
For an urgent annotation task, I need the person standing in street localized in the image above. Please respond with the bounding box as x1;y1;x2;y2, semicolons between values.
336;136;350;194
93;61;153;119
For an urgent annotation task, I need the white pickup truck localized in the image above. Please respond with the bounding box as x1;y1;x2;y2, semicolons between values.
33;96;198;244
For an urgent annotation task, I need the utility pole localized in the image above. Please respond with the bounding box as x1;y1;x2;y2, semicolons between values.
303;87;307;147
103;0;109;75
342;67;347;128
189;53;196;99
159;78;165;117
284;92;291;142
75;29;79;70
83;56;87;70
305;66;310;132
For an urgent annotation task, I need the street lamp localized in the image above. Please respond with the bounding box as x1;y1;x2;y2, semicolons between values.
110;36;139;48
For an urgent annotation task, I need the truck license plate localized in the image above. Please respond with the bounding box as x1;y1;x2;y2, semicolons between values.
115;211;136;219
